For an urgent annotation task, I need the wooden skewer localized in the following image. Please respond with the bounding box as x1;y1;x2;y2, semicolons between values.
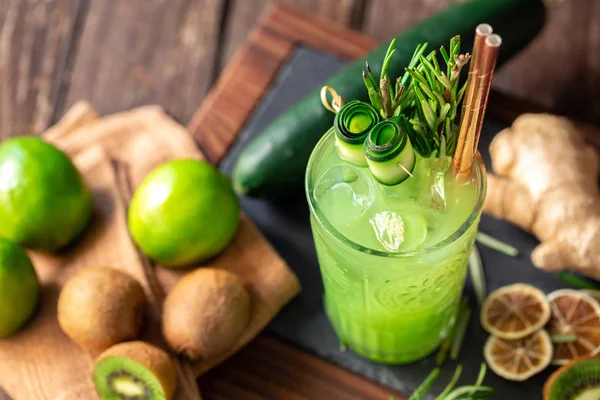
453;24;492;172
457;33;501;175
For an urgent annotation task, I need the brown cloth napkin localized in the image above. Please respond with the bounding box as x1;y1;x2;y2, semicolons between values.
0;102;300;399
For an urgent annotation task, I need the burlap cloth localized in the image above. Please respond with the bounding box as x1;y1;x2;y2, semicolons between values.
0;102;300;399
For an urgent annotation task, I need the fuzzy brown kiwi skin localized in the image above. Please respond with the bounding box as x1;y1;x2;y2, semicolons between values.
162;268;251;361
58;266;146;352
544;355;600;400
96;341;177;400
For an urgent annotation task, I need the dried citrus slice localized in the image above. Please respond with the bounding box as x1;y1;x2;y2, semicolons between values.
481;283;550;339
547;289;600;365
581;289;600;305
484;329;553;381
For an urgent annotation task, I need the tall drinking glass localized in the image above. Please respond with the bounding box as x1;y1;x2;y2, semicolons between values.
305;128;486;364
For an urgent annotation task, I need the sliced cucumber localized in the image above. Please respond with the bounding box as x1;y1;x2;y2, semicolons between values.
334;100;380;166
335;138;367;167
364;118;415;185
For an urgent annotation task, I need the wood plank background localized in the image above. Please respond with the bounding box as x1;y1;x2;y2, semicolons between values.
1;0;599;140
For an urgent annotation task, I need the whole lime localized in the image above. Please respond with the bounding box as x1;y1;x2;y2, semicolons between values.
0;137;93;251
128;159;240;268
0;237;41;338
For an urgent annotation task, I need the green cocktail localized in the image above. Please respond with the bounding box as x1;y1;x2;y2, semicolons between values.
306;129;485;363
305;34;492;364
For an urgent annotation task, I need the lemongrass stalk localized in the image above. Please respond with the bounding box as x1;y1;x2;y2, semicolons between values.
450;299;471;360
436;303;459;365
469;246;486;307
476;232;519;256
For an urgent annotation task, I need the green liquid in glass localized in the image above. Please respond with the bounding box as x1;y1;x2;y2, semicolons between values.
306;128;485;364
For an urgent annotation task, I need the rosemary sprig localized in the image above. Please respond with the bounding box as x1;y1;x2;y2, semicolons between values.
476;232;519;257
362;36;471;157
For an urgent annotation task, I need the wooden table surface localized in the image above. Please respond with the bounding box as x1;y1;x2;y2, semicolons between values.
0;1;598;399
1;0;600;140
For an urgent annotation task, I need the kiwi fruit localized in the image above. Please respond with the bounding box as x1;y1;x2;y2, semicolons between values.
544;355;600;400
162;268;251;361
93;341;177;400
58;266;146;352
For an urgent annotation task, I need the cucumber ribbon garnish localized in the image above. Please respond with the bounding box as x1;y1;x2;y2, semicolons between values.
364;118;415;185
333;100;380;166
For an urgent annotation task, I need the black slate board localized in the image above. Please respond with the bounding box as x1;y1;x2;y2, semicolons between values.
220;47;578;399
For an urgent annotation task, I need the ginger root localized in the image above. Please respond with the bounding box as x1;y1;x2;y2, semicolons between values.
484;113;600;279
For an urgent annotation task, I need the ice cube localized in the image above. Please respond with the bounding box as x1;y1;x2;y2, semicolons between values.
369;207;429;252
369;211;405;252
314;166;374;230
428;157;451;211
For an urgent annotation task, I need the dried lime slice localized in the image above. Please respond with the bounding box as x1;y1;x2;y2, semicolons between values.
481;283;550;340
547;289;600;365
581;289;600;305
484;329;553;381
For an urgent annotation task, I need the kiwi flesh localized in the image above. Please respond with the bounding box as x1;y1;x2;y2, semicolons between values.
544;355;600;400
93;341;177;400
58;266;146;352
162;268;251;361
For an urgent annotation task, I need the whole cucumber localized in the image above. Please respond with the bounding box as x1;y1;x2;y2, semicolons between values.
233;0;545;199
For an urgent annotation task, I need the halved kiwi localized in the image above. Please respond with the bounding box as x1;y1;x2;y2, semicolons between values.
544;355;600;400
58;266;146;352
93;341;177;400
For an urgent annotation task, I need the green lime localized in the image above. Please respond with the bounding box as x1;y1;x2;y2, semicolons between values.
0;237;40;338
0;137;93;251
128;159;240;268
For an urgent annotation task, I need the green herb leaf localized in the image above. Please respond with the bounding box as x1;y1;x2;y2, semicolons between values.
444;386;493;400
421;100;437;132
409;369;440;400
401;43;428;87
555;273;600;290
435;365;463;400
474;363;487;387
380;38;397;83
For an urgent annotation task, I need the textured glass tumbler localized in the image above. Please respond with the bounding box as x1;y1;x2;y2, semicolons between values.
305;131;486;364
